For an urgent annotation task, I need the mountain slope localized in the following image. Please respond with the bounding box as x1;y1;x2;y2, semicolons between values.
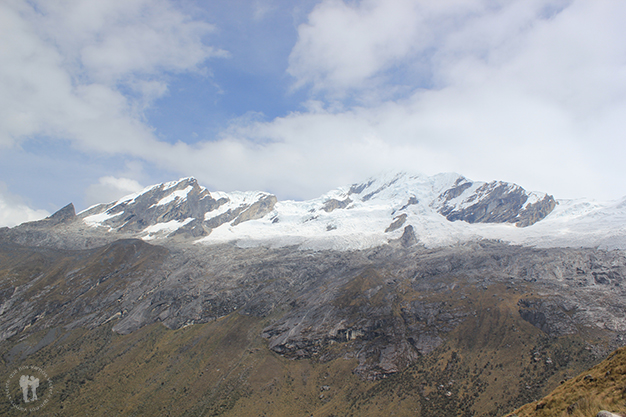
506;346;626;417
1;238;626;415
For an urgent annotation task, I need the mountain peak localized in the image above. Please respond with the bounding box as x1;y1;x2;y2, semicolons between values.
78;177;278;241
47;203;76;224
160;176;198;190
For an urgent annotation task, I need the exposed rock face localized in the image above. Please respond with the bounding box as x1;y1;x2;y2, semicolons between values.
2;238;618;379
322;198;352;212
0;239;169;341
4;237;626;370
385;214;407;233
434;178;556;227
80;178;226;235
399;195;419;211
398;225;417;247
44;203;76;225
258;243;626;378
90;178;224;234
2;234;626;417
231;194;277;225
261;264;470;378
518;298;578;336
515;195;557;227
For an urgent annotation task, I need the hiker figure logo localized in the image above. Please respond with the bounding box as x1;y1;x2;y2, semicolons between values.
5;366;53;412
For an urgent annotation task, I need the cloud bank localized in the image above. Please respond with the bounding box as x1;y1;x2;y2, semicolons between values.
0;0;224;153
156;0;626;200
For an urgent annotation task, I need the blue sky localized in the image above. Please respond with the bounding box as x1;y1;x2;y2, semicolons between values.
1;0;626;226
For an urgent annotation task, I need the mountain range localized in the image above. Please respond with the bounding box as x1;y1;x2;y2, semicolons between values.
1;172;625;416
4;171;626;251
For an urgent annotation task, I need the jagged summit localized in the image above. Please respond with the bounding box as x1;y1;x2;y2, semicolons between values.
47;202;76;224
79;176;277;240
342;172;556;227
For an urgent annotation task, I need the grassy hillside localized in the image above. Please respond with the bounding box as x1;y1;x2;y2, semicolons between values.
505;346;626;417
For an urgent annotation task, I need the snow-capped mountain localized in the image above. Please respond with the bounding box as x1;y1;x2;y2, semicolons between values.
79;177;277;240
6;171;626;251
73;173;550;248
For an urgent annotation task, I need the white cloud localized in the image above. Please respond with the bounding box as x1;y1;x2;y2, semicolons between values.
288;0;423;94
0;0;225;150
0;184;49;227
287;0;493;96
29;0;225;84
85;176;144;207
95;0;624;201
229;0;623;200
253;0;278;21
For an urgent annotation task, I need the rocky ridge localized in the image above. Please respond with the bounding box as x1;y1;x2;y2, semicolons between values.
80;177;278;239
433;176;557;227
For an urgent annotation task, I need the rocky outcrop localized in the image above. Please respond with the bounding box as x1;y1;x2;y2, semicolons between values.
232;194;277;225
596;412;623;417
434;179;556;227
45;203;76;225
385;214;407;233
518;298;578;336
321;198;352;212
80;178;226;233
515;195;557;227
11;203;76;228
398;225;417;247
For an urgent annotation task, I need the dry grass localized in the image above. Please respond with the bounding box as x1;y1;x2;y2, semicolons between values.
506;347;626;417
562;396;626;417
